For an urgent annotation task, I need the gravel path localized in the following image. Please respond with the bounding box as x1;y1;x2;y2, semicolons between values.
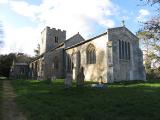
2;80;27;120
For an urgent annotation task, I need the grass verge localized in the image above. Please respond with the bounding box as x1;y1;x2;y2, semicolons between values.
12;79;160;120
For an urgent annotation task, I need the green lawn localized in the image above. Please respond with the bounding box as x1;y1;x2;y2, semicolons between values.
0;80;3;120
12;79;160;120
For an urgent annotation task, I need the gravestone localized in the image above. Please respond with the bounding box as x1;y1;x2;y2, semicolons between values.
65;73;72;88
76;67;85;87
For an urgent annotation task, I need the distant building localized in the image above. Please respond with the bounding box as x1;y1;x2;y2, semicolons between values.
30;26;146;82
10;62;29;79
10;53;30;79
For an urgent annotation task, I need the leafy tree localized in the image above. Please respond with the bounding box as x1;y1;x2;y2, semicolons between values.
0;53;16;77
34;44;40;57
138;0;160;78
0;53;31;77
15;53;31;63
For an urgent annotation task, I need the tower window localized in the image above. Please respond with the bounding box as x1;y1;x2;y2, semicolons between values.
55;36;58;43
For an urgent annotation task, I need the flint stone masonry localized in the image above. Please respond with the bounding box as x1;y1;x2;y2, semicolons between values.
30;26;146;83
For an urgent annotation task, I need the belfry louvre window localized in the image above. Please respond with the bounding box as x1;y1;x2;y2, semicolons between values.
119;40;130;60
87;44;96;64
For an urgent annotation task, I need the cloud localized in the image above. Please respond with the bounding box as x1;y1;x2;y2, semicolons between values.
9;0;117;37
1;24;40;56
2;0;118;55
137;9;150;21
0;0;8;4
9;1;39;21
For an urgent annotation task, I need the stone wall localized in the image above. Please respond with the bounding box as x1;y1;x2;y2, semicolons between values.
44;47;65;80
32;26;146;82
65;33;108;83
108;27;146;82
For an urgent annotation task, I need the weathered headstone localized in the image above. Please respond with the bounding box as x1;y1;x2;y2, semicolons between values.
76;67;85;87
65;73;72;88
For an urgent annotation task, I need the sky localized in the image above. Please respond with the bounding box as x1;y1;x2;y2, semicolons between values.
0;0;156;56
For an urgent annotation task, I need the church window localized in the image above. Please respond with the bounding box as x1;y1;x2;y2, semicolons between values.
55;36;58;43
122;41;125;59
119;40;122;59
119;40;131;60
125;42;127;60
87;44;96;64
128;42;130;60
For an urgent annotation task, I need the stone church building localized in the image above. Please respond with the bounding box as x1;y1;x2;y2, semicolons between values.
30;26;146;83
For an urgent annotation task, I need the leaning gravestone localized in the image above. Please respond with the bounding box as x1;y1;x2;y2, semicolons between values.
76;67;85;87
65;73;72;88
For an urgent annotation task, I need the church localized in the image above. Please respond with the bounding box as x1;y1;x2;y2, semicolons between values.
30;25;146;83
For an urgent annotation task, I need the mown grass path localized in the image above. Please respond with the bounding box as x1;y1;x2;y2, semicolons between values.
2;80;27;120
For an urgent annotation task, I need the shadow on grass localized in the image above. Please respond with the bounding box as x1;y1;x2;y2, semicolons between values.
11;79;160;120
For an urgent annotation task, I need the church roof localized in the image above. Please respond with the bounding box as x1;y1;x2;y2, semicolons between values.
65;33;85;43
65;33;85;49
65;26;138;50
65;31;108;50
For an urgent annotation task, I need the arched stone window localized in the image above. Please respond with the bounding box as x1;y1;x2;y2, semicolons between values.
86;44;96;64
125;42;127;60
122;41;125;59
128;42;130;60
119;40;131;60
119;40;122;59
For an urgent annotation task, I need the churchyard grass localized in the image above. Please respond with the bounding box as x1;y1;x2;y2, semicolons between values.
11;79;160;120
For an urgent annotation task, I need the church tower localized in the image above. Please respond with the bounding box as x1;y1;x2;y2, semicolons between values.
40;26;66;55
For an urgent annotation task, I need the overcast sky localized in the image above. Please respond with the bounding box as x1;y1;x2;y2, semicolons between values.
0;0;156;56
